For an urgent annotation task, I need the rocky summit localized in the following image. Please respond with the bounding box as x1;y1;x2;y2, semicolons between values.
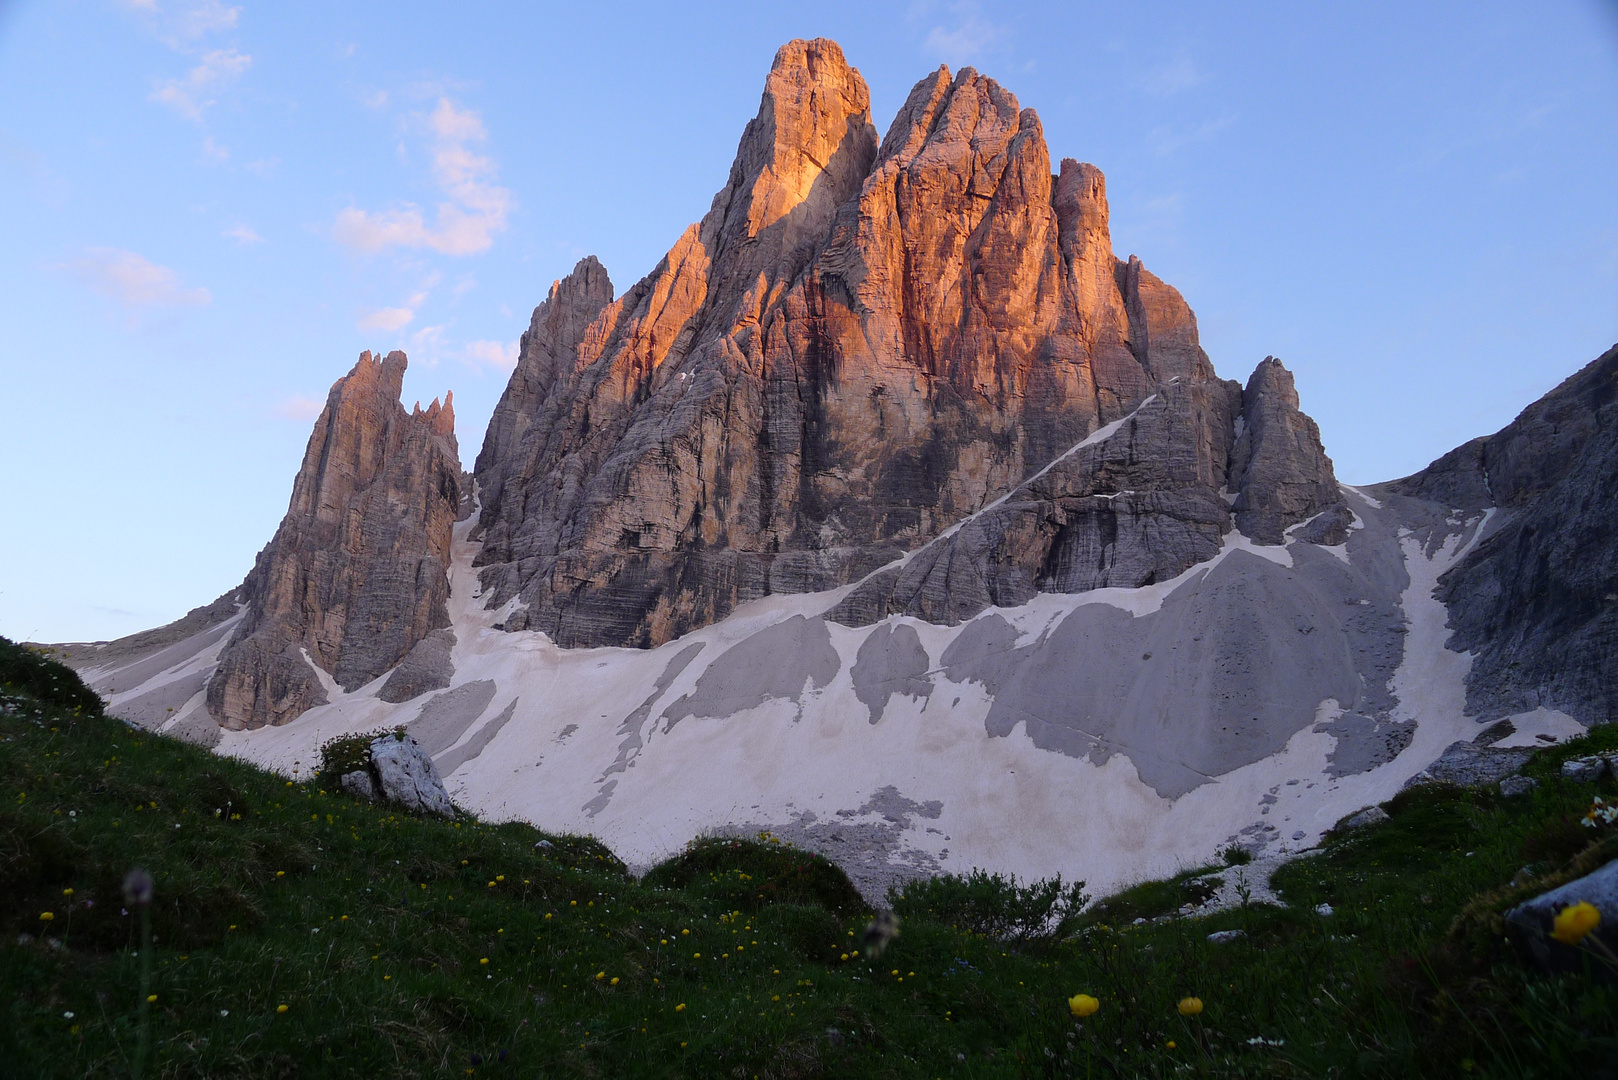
55;40;1618;898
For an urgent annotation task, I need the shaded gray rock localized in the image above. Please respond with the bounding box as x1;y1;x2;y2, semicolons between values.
369;734;455;816
1563;756;1609;783
1228;358;1342;545
339;769;377;801
378;629;456;703
1337;806;1390;830
1294;503;1355;547
1407;740;1534;788
850;622;933;723
662;616;839;726
1399;344;1618;725
1505;856;1618;973
435;697;520;777
1499;775;1540;797
405;680;498;758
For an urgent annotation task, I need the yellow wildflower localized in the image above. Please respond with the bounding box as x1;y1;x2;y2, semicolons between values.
1167;1040;1177;1050
147;995;158;1003
1178;997;1204;1016
1552;901;1601;945
1068;993;1099;1018
62;888;74;897
480;958;490;965
675;1003;686;1012
38;912;53;922
276;1004;288;1013
611;977;620;986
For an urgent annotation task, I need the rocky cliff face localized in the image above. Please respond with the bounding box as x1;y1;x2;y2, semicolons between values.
207;350;462;729
471;39;1341;649
1391;344;1618;724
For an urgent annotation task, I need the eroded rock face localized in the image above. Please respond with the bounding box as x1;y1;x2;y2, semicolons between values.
207;351;462;728
1395;344;1618;724
1228;358;1342;545
470;40;1339;648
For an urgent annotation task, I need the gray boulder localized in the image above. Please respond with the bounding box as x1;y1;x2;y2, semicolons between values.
1499;775;1540;798
1406;740;1533;788
1562;756;1609;783
1505;856;1618;973
1337;806;1391;831
367;734;455;816
339;769;378;801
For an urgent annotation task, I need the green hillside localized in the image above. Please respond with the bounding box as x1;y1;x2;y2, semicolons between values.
3;636;1615;1078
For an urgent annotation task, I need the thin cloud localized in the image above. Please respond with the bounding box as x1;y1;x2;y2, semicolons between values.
62;248;211;307
358;307;415;332
333;97;511;256
920;1;1008;66
223;223;262;244
272;395;324;422
1147;114;1236;156
463;339;519;372
1142;55;1204;98
150;48;252;121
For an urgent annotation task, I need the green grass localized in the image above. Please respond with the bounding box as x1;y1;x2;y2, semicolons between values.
3;635;1617;1078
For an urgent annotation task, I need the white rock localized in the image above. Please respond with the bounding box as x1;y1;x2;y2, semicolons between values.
370;734;455;817
1315;903;1334;917
1207;929;1245;944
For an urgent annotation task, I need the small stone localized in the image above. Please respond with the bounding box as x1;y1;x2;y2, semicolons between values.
826;1028;845;1048
1207;930;1245;944
1291;830;1306;840
1562;756;1608;783
339;770;377;802
1315;903;1334;917
1499;775;1539;797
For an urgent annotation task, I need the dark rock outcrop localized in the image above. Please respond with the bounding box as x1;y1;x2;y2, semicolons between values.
470;40;1339;648
207;351;462;728
1393;344;1618;724
1228;358;1343;545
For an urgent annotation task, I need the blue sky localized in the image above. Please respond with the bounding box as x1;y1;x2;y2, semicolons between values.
2;0;1616;643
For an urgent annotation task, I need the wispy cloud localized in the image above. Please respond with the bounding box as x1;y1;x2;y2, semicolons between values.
272;395;324;422
150;48;252;121
463;339;519;372
358;307;415;332
223;223;262;244
1141;54;1204;98
354;277;437;333
333;98;511;257
918;0;1008;66
1147;114;1236;156
62;248;211;306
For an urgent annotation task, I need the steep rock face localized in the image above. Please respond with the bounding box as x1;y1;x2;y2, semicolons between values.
1404;344;1618;723
472;40;1287;649
207;351;462;728
1228;358;1342;544
827;356;1342;627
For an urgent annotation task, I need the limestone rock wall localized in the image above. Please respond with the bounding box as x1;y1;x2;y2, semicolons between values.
1400;344;1618;724
207;350;462;728
471;40;1339;649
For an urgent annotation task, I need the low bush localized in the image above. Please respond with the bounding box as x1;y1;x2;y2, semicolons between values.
643;833;867;917
889;868;1087;949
